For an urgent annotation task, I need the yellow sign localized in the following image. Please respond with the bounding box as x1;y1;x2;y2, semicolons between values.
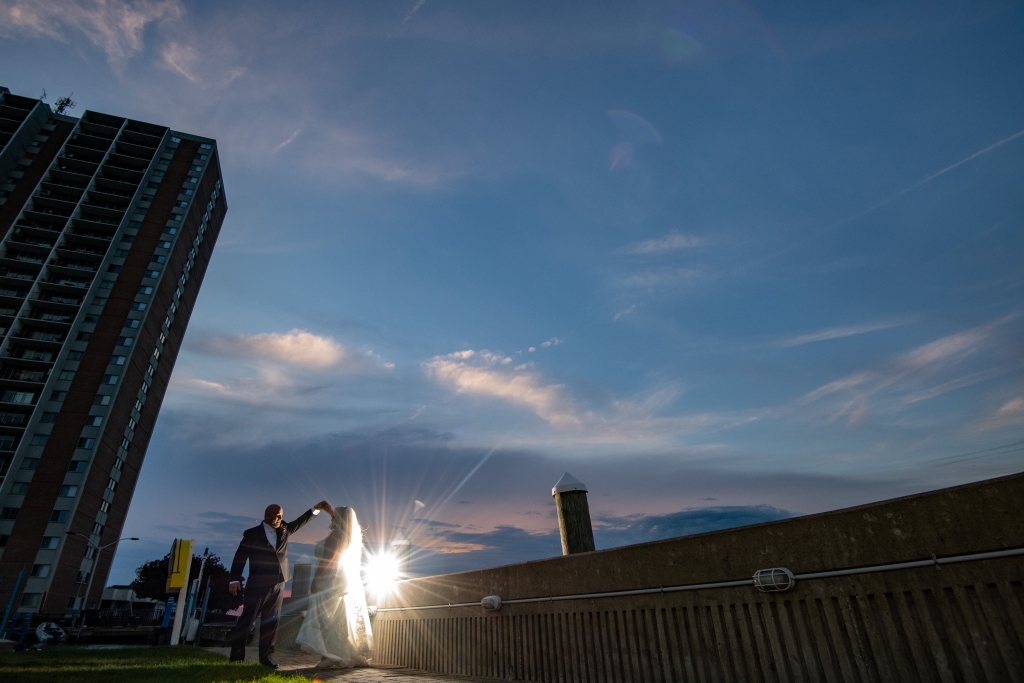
166;539;193;593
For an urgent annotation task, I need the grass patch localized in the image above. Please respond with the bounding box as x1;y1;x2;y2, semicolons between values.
0;646;310;683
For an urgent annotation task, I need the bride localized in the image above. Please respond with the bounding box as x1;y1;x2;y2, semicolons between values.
296;506;373;668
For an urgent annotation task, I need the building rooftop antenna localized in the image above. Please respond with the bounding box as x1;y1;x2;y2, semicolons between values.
54;93;76;115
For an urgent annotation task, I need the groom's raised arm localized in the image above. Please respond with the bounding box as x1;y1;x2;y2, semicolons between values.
285;500;331;534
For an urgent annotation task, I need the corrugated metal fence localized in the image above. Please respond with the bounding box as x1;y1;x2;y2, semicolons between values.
370;472;1024;682
374;561;1024;682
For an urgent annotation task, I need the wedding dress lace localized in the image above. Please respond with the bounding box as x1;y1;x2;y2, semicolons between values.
295;507;373;667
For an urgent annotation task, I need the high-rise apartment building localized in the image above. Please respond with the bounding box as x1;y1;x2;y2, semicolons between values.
0;87;226;614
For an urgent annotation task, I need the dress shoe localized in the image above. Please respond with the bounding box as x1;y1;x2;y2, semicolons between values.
260;659;279;669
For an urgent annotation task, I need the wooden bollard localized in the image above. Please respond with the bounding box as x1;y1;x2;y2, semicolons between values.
552;472;595;555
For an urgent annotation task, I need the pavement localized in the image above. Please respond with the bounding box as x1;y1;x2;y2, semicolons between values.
205;646;497;682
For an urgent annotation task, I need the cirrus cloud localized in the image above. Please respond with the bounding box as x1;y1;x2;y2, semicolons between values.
423;350;580;426
202;329;395;370
0;0;183;66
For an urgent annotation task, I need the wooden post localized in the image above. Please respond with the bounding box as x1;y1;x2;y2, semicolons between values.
291;563;311;599
552;473;595;555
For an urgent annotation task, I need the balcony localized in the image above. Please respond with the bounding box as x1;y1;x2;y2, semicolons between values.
0;366;47;383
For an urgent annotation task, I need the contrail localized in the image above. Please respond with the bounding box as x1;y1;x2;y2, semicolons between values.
837;127;1024;228
402;0;427;25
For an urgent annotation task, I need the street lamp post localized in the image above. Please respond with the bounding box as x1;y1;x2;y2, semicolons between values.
65;532;138;630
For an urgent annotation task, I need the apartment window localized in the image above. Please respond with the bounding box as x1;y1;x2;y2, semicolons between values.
84;546;97;559
170;213;184;221
0;434;15;449
59;485;79;497
111;354;126;365
76;332;91;341
76;571;90;584
125;319;140;329
171;136;181;142
30;434;48;446
84;314;99;323
0;535;8;547
152;348;161;361
164;316;171;328
68;460;87;473
11;482;30;494
174;200;188;208
182;188;194;196
145;270;160;278
1;507;19;519
77;437;95;449
138;286;153;295
58;370;75;380
134;399;144;412
21;458;39;470
129;220;143;228
151;255;166;264
142;194;154;202
185;177;197;184
20;593;41;608
114;249;130;257
92;297;107;306
40;536;59;549
85;415;102;427
0;412;25;426
31;564;51;578
50;391;67;401
200;142;212;149
99;500;109;513
131;302;147;311
134;208;147;216
3;390;34;404
50;510;69;523
92;522;103;535
147;181;160;189
107;265;121;273
106;478;117;492
146;364;154;377
196;154;208;161
121;436;131;450
117;337;132;346
94;395;111;406
140;382;149;395
127;417;137;431
163;227;177;235
41;412;57;423
99;280;114;289
114;457;124;471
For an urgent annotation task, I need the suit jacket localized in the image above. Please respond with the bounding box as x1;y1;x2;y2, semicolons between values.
230;508;316;592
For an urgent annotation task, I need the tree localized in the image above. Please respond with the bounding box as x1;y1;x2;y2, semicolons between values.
131;552;242;613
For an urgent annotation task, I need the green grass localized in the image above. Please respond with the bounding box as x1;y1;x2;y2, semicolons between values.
0;646;310;683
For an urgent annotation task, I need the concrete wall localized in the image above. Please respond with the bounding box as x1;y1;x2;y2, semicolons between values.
373;471;1024;682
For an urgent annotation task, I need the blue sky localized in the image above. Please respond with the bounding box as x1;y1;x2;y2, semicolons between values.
1;0;1022;584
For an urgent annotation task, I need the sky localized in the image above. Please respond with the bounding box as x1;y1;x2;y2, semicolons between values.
0;0;1022;586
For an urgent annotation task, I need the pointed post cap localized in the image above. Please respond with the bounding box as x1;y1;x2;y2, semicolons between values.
552;472;588;497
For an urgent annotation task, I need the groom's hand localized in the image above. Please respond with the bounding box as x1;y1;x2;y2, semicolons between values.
229;581;241;596
314;500;333;516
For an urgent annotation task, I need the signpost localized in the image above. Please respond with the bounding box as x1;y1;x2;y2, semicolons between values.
166;539;193;646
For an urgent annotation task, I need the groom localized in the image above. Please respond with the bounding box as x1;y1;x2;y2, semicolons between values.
227;500;332;667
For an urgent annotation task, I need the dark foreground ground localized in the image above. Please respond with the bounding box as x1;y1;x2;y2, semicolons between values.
0;645;493;682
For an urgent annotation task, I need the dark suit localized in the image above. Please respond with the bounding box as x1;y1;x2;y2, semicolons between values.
228;509;316;662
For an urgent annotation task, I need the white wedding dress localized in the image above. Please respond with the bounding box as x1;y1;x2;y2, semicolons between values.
295;507;373;667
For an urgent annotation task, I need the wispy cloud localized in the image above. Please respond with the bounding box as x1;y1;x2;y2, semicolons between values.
0;0;183;67
777;318;912;347
208;329;350;368
629;232;702;254
424;350;580;426
272;129;301;153
160;40;246;86
799;315;1020;425
624;267;702;289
